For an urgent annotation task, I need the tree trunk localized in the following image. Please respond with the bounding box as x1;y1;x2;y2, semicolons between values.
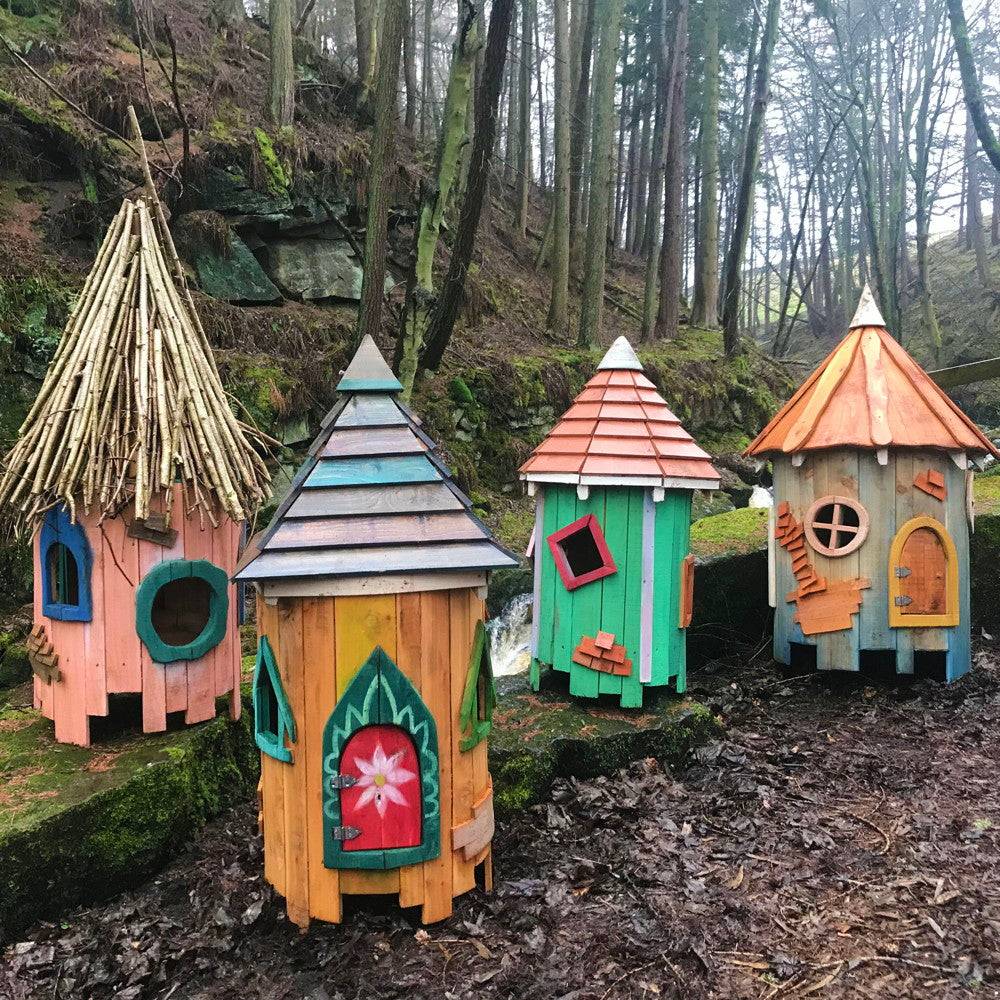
547;0;571;335
690;0;719;328
516;0;533;234
965;112;990;287
654;0;687;340
268;0;296;127
397;2;482;398
534;11;548;191
993;176;999;245
719;0;779;355
419;0;517;373
421;0;433;141
356;0;407;346
569;0;595;231
947;0;1000;173
403;0;418;130
354;0;374;86
504;20;519;185
577;0;624;346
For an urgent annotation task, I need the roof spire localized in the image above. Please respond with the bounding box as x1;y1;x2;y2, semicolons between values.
337;335;403;393
597;336;643;372
848;283;887;329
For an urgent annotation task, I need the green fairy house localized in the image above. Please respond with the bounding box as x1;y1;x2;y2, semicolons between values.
520;337;720;707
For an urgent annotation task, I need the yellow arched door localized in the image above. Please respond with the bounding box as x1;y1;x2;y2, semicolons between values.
888;516;959;628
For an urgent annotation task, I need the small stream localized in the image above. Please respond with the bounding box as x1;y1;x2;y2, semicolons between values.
487;591;533;676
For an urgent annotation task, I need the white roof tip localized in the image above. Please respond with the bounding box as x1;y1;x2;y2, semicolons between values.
597;336;643;371
849;283;887;329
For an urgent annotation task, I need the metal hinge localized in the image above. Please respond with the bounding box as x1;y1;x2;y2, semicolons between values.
894;595;913;607
328;774;358;789
331;825;360;841
895;566;911;578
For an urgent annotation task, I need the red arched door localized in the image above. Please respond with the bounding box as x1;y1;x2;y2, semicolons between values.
339;725;422;852
899;527;947;616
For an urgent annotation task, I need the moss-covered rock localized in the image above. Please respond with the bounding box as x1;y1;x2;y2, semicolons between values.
690;505;769;558
489;679;721;818
0;703;258;942
971;512;1000;630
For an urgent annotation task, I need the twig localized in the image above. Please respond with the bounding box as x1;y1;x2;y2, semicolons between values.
600;951;670;1000
294;0;318;35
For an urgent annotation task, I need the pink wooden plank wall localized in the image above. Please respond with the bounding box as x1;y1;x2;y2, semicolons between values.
32;486;244;746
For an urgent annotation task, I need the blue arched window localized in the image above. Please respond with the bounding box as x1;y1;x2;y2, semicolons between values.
40;506;92;622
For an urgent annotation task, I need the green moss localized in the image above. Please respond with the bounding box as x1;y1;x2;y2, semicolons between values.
448;376;476;406
253;127;289;195
0;0;63;46
690;505;769;557
0;703;258;940
225;356;296;431
974;474;1000;517
0;634;29;691
488;683;721;819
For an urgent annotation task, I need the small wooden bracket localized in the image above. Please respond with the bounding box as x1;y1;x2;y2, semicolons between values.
526;481;537;497
876;448;889;466
949;451;968;470
452;782;494;861
128;512;179;547
791;453;806;468
576;484;590;500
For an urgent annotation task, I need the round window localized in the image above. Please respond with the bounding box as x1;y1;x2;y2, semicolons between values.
804;496;869;557
136;559;230;663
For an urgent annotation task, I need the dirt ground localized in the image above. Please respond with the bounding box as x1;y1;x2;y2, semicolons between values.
4;646;1000;1000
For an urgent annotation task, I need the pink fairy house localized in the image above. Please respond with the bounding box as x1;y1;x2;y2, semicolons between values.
0;190;270;745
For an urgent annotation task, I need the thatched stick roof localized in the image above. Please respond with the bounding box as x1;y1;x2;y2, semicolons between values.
0;112;272;535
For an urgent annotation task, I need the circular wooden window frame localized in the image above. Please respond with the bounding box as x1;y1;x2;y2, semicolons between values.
804;496;869;557
135;558;229;663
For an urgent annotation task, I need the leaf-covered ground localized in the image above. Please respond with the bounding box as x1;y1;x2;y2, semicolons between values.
4;647;1000;999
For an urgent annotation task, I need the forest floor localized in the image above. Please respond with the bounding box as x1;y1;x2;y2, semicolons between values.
5;645;1000;1000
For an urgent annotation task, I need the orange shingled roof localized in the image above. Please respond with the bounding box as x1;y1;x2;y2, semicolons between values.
519;338;720;488
746;319;999;458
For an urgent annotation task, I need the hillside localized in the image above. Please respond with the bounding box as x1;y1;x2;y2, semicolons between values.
0;0;789;587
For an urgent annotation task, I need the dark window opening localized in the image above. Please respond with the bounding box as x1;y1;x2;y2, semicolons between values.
913;650;947;683
46;542;80;607
259;669;280;739
788;642;817;673
151;577;212;647
859;648;898;681
557;524;605;577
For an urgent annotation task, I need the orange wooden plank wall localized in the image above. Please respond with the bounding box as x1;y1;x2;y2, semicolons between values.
32;486;244;746
256;586;492;927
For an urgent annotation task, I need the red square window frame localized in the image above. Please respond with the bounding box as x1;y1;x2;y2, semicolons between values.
546;514;618;591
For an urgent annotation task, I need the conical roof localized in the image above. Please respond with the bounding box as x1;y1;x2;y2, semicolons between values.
236;339;519;583
746;286;999;457
519;338;720;489
0;193;271;534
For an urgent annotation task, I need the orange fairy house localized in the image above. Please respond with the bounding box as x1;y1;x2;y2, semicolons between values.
0;184;270;745
746;286;998;681
235;336;518;927
520;337;719;706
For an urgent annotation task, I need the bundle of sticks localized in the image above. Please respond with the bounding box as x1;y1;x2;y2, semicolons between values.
0;108;272;535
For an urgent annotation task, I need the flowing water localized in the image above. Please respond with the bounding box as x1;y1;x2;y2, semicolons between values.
487;591;533;676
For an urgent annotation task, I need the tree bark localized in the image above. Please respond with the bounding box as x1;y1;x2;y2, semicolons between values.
719;0;779;355
690;0;719;328
354;0;374;87
397;2;482;398
419;0;517;373
946;0;1000;173
356;0;407;346
577;0;624;346
403;0;418;130
547;0;571;335
268;0;296;127
569;0;595;231
965;112;990;287
516;0;533;234
654;0;687;340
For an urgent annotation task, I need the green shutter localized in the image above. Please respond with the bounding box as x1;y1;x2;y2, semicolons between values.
459;620;496;751
253;635;296;763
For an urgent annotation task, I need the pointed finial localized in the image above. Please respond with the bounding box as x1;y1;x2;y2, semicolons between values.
848;283;887;329
337;334;403;392
597;336;644;371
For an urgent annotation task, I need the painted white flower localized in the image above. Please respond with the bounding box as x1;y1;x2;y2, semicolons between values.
354;743;416;817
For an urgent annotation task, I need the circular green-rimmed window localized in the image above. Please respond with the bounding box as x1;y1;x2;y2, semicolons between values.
136;559;230;663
